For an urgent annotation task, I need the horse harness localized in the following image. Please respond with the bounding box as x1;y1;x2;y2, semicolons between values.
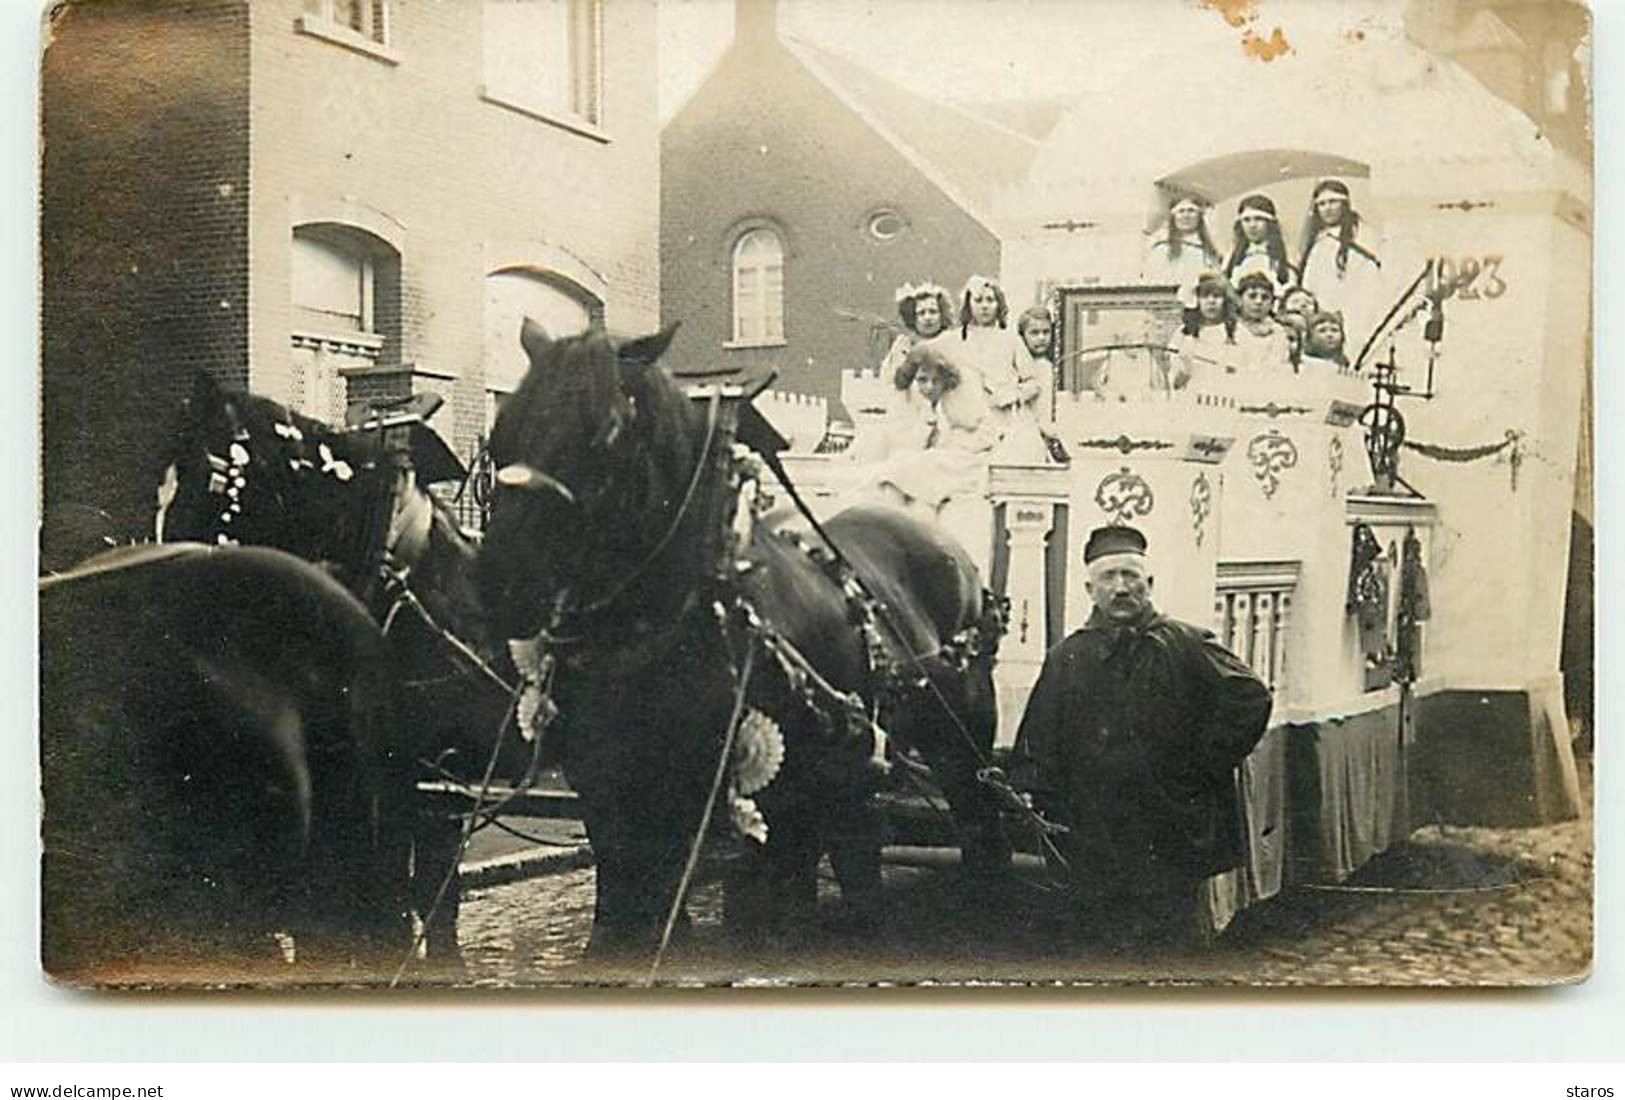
499;382;1030;849
179;402;519;707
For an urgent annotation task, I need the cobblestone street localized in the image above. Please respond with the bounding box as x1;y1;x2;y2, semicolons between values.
447;763;1593;989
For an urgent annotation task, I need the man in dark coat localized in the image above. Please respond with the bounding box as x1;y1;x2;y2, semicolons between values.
1010;525;1272;948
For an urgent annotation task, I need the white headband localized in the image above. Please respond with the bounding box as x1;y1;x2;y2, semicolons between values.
895;281;948;305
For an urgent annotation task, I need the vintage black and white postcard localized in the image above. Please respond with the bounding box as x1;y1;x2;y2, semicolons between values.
36;0;1593;989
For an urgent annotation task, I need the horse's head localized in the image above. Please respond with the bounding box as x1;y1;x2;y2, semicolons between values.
478;319;679;639
159;373;396;590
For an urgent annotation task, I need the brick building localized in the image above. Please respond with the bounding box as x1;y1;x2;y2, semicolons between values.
660;0;1047;416
42;0;660;535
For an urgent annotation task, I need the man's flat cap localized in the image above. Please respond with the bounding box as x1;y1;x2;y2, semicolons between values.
1084;524;1148;564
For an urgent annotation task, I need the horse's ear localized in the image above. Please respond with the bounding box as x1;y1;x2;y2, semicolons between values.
519;316;553;364
189;370;223;408
185;371;226;424
617;323;680;370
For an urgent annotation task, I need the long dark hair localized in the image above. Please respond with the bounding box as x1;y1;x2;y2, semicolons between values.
1181;278;1238;343
897;287;956;337
959;277;1008;338
1225;218;1294;286
1160;200;1218;264
1298;188;1378;275
896;343;962;393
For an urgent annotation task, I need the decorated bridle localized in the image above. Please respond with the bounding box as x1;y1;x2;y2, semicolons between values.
494;382;733;644
164;398;442;609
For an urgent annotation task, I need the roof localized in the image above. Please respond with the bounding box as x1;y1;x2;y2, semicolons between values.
953;95;1071;143
1024;25;1579;214
782;35;1041;228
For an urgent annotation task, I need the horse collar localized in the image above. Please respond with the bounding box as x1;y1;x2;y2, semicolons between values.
539;587;708;679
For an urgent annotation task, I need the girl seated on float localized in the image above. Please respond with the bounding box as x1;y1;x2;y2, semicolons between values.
930;275;1056;463
1016;304;1055;366
1277;286;1318;325
1171;270;1240;389
1299;310;1351;371
868;343;998;574
1223;194;1297;297
1146;192;1223;289
1280;312;1308;373
1232;271;1294;375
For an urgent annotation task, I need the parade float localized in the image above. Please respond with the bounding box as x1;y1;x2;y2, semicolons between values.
766;20;1588;924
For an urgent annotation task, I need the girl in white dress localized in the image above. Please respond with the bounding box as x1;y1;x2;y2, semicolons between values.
870;344;1000;575
931;275;1054;463
1016;305;1069;462
1297;179;1381;339
1232;271;1294;376
1223;193;1297;298
1299;310;1352;373
879;281;955;385
1172;271;1242;389
1147;192;1223;293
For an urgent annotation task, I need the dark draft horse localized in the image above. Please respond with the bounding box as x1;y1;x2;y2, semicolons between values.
156;374;524;963
40;544;411;982
477;321;1009;960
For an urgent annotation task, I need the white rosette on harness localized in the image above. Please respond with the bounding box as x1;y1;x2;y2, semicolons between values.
507;634;557;743
727;707;785;844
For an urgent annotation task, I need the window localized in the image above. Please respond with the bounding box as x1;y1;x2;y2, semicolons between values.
484;0;603;129
291;226;398;424
731;228;784;346
867;209;907;241
302;0;390;46
292;234;372;334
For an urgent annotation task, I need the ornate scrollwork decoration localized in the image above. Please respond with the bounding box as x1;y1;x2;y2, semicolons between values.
1094;465;1155;524
1246;430;1300;499
1328;435;1345;499
1076;435;1174;455
1189;472;1212;548
1239;402;1315;418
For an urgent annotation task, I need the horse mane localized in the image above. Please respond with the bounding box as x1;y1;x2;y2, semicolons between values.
496;329;704;523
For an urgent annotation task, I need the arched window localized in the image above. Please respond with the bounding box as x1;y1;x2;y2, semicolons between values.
484;269;599;427
290;224;400;425
731;228;784;345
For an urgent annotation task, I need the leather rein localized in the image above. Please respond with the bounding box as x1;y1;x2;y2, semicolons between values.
501;387;728;653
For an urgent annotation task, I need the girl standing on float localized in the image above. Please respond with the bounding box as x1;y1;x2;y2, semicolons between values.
1232;271;1294;376
1017;305;1070;460
880;281;955;385
1223;194;1297;297
1171;270;1240;389
1298;178;1381;343
1147;192;1223;289
930;275;1054;463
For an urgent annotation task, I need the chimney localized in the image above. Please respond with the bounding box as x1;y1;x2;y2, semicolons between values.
735;0;779;45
